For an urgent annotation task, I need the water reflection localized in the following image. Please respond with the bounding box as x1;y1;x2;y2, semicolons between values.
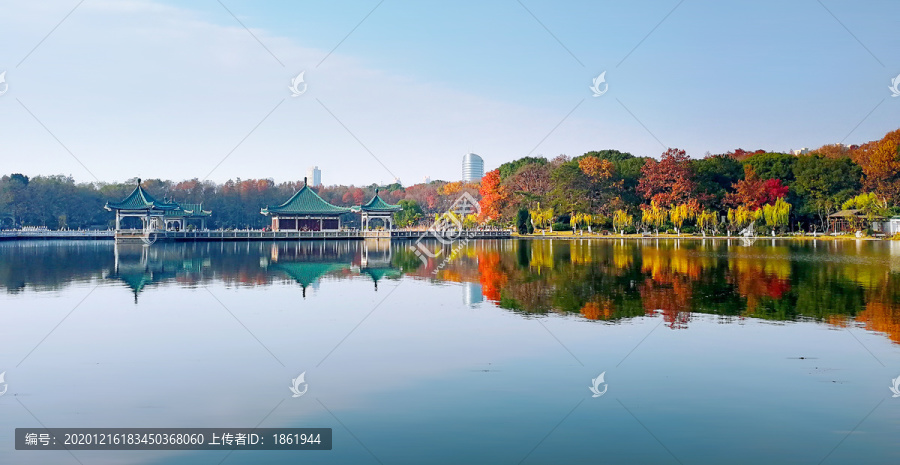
3;238;900;343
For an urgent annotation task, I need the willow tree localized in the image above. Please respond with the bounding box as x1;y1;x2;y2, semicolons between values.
641;201;668;235
529;204;554;231
727;206;753;234
762;198;791;234
612;209;633;235
696;210;719;236
583;213;594;233
842;192;889;221
670;201;699;235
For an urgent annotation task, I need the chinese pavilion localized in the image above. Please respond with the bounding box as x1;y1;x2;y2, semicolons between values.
105;180;179;230
164;203;211;231
351;188;402;230
105;180;212;231
261;178;351;231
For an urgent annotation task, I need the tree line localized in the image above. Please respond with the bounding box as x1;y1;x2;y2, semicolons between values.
479;128;900;235
1;127;897;232
0;174;478;230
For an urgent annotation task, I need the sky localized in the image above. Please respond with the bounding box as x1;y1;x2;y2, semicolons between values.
0;0;898;186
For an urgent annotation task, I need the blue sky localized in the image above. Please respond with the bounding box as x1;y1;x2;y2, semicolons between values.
0;0;897;186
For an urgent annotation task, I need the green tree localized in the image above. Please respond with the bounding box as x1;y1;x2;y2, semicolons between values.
393;199;423;227
498;157;548;180
516;208;531;235
743;152;796;183
547;161;590;215
0;174;30;227
792;155;862;230
762;198;791;234
692;154;744;210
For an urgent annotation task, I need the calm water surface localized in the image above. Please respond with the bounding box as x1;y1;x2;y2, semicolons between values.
1;238;899;464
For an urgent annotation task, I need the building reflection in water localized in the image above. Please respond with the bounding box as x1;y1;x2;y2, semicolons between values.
10;238;900;345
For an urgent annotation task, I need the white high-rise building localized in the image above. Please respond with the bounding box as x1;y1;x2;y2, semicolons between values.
462;153;484;182
306;166;322;187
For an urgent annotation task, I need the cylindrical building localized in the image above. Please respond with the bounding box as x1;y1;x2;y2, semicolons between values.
462;153;484;182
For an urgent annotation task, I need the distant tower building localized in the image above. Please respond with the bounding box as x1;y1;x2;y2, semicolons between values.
306;166;322;187
423;176;431;184
462;153;484;182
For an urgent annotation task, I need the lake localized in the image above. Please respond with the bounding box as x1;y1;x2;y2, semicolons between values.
1;238;899;464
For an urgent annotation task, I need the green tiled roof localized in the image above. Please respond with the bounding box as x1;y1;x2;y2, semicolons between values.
271;262;351;288
166;203;212;218
261;185;351;216
105;184;179;211
351;189;402;213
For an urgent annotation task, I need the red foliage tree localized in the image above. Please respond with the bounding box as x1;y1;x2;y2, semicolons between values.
726;166;788;209
637;148;696;205
478;169;507;221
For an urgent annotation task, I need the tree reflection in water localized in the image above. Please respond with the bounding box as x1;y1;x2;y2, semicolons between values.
2;238;899;343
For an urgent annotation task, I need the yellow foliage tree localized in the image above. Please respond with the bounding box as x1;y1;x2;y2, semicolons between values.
641;201;668;235
669;201;699;235
613;209;633;235
696;210;719;236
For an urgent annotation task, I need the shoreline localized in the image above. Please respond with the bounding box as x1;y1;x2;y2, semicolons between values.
511;232;893;241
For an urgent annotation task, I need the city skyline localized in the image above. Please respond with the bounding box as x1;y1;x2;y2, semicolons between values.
0;0;897;186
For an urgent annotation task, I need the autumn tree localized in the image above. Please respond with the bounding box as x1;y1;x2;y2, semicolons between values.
853;128;900;204
612;209;633;235
507;163;552;209
726;165;788;210
478;169;507;222
637;148;696;206
641;201;668;235
669;200;700;235
811;144;852;159
727;206;754;233
695;210;719;236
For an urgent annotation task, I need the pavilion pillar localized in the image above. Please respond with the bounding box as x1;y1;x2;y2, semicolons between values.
319;218;323;231
115;212;121;231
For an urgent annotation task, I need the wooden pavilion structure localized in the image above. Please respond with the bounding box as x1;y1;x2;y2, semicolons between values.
105;180;180;231
827;209;887;233
261;178;351;231
351;189;402;230
106;180;212;232
164;203;211;231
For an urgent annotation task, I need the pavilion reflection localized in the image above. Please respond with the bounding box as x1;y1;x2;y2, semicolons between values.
108;240;405;301
9;238;900;346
